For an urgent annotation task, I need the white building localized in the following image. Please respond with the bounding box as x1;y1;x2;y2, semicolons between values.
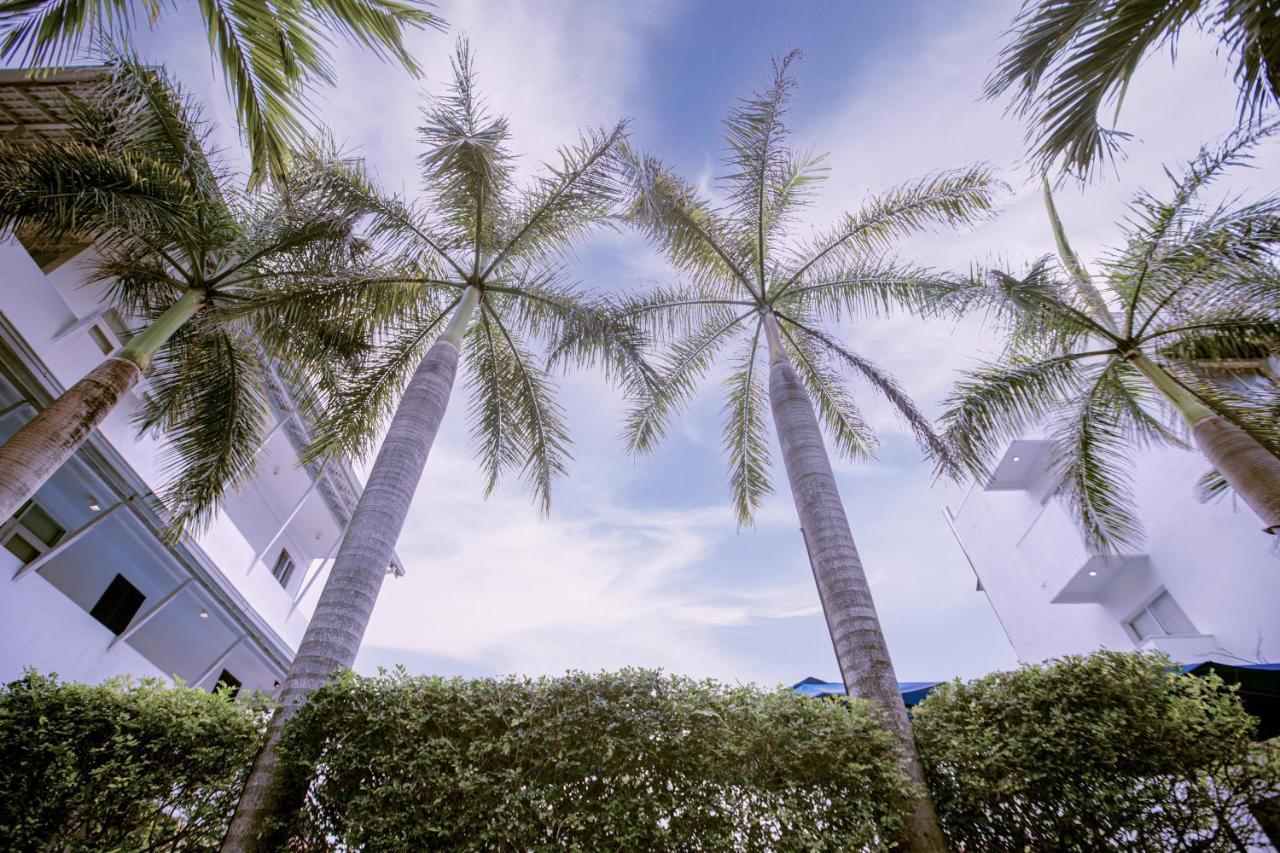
0;69;399;696
948;415;1280;666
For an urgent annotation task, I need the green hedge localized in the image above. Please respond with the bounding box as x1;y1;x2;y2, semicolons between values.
6;655;1279;851
914;651;1280;851
269;668;912;851
0;671;267;852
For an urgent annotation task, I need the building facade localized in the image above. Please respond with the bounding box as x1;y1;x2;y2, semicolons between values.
0;69;398;696
949;422;1280;666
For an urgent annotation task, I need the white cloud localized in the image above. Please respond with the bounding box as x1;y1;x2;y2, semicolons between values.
118;1;1280;686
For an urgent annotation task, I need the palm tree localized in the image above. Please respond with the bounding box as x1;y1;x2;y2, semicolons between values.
221;42;639;849
941;127;1280;551
988;0;1280;178
0;0;446;184
0;57;377;533
613;52;1000;852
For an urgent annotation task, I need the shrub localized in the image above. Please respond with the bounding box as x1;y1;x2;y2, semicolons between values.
269;668;913;851
0;671;267;852
912;651;1280;851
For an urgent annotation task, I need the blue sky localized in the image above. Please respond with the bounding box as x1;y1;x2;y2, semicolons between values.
123;0;1280;686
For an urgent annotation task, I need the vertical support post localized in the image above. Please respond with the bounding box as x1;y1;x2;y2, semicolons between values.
12;499;127;581
288;524;346;614
191;635;244;689
108;577;193;650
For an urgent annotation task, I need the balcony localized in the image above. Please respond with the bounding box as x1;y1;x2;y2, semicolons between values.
1049;553;1150;604
985;439;1056;495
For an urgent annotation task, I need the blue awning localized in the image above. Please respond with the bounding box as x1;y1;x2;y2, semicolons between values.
794;661;1280;737
791;676;942;707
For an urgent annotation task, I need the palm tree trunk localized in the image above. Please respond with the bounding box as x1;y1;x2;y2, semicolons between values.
1131;353;1280;533
0;288;205;523
762;314;947;851
222;285;480;852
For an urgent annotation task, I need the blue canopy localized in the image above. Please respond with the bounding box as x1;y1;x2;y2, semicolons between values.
791;676;942;707
793;661;1280;737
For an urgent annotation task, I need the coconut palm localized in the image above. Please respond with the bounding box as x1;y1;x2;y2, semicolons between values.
0;57;378;532
988;0;1280;178
221;42;639;848
940;127;1280;551
0;0;446;184
612;52;1000;852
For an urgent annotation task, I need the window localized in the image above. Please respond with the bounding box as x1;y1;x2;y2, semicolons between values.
1126;590;1196;641
2;501;65;565
87;309;133;357
89;574;145;636
270;549;295;588
215;669;242;698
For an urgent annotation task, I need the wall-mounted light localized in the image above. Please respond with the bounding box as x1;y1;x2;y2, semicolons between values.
199;609;209;619
1087;570;1098;577
1011;456;1021;463
88;497;101;511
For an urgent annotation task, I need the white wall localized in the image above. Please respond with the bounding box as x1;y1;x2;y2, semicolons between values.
0;237;347;685
0;551;164;685
953;439;1280;665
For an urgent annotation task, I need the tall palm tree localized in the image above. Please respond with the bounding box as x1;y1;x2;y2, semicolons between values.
988;0;1280;178
0;0;446;184
613;52;1000;852
221;42;639;849
941;127;1280;551
0;57;377;532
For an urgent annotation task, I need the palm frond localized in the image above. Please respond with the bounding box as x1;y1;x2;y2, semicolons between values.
90;239;189;315
775;316;877;464
1195;468;1232;504
1165;360;1280;460
611;283;749;338
1149;315;1280;364
503;272;659;405
0;0;142;69
1051;359;1147;552
721;322;772;526
1042;175;1115;324
465;307;522;498
418;38;512;255
305;296;458;461
480;303;570;514
137;321;268;537
0;137;199;243
618;143;753;294
940;352;1091;480
772;261;961;321
623;307;754;454
778;313;957;475
482;121;627;275
776;163;1002;295
719;49;812;292
987;0;1200;176
1110;121;1280;332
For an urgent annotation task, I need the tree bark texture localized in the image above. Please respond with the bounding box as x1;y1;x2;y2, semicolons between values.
222;337;463;851
0;357;140;522
767;340;947;852
1192;414;1280;534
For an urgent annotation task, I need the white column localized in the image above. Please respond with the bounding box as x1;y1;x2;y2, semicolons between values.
288;525;345;614
108;577;193;650
191;635;244;689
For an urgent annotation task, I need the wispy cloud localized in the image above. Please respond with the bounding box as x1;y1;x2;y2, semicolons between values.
117;1;1280;686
